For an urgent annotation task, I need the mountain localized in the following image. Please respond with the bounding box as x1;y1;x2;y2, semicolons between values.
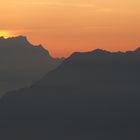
37;48;140;87
0;48;140;139
0;36;63;96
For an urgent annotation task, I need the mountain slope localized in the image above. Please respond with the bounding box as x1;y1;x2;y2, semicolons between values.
0;36;63;96
37;48;140;87
0;48;140;139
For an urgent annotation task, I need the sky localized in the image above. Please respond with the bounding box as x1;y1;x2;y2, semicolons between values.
0;0;140;57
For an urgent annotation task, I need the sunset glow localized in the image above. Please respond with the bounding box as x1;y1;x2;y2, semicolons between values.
0;0;140;57
0;31;13;39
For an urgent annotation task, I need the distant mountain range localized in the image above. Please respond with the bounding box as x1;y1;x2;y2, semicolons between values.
0;36;63;96
37;47;140;87
1;47;140;139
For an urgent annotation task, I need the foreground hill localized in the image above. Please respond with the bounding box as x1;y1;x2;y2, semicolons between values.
0;36;63;96
0;48;140;139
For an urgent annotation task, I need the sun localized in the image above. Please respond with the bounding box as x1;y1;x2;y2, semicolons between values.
0;31;13;38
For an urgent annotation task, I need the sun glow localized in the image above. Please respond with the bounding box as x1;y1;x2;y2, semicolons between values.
0;31;13;38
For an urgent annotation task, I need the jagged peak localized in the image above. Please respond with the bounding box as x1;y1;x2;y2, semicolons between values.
67;48;140;63
34;44;50;56
69;47;140;59
70;49;111;59
0;35;52;57
0;35;31;46
0;35;27;41
10;35;27;40
9;36;29;43
0;35;41;48
91;49;111;54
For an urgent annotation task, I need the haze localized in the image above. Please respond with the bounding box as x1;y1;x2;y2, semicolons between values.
0;0;140;57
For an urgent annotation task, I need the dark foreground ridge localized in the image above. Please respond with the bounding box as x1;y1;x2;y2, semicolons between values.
0;36;63;96
0;47;140;139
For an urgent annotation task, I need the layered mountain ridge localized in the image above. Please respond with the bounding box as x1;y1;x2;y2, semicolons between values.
0;36;63;96
1;47;140;139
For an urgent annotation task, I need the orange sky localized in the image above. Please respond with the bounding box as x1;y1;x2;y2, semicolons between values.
0;0;140;57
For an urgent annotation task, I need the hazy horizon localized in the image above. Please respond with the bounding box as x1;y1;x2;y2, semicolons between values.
0;35;140;58
0;0;140;57
1;1;140;139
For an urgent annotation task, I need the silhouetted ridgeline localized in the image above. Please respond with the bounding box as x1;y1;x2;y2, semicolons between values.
1;48;140;139
0;36;63;96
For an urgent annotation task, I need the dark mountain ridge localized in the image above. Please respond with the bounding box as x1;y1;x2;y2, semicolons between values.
0;47;140;139
0;36;63;96
37;47;140;87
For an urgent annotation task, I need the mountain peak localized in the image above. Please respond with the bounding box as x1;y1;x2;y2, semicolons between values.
13;35;27;41
0;35;27;41
69;49;112;61
9;35;27;39
7;36;30;44
0;35;43;49
0;35;31;47
91;49;110;54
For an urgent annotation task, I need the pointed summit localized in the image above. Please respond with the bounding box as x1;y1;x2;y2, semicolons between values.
66;48;112;64
0;35;28;43
0;35;34;49
91;49;110;55
0;35;63;96
70;49;111;58
12;35;28;43
8;35;27;40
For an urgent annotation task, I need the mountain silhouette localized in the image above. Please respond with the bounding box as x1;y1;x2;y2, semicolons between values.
0;48;140;139
0;36;63;96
